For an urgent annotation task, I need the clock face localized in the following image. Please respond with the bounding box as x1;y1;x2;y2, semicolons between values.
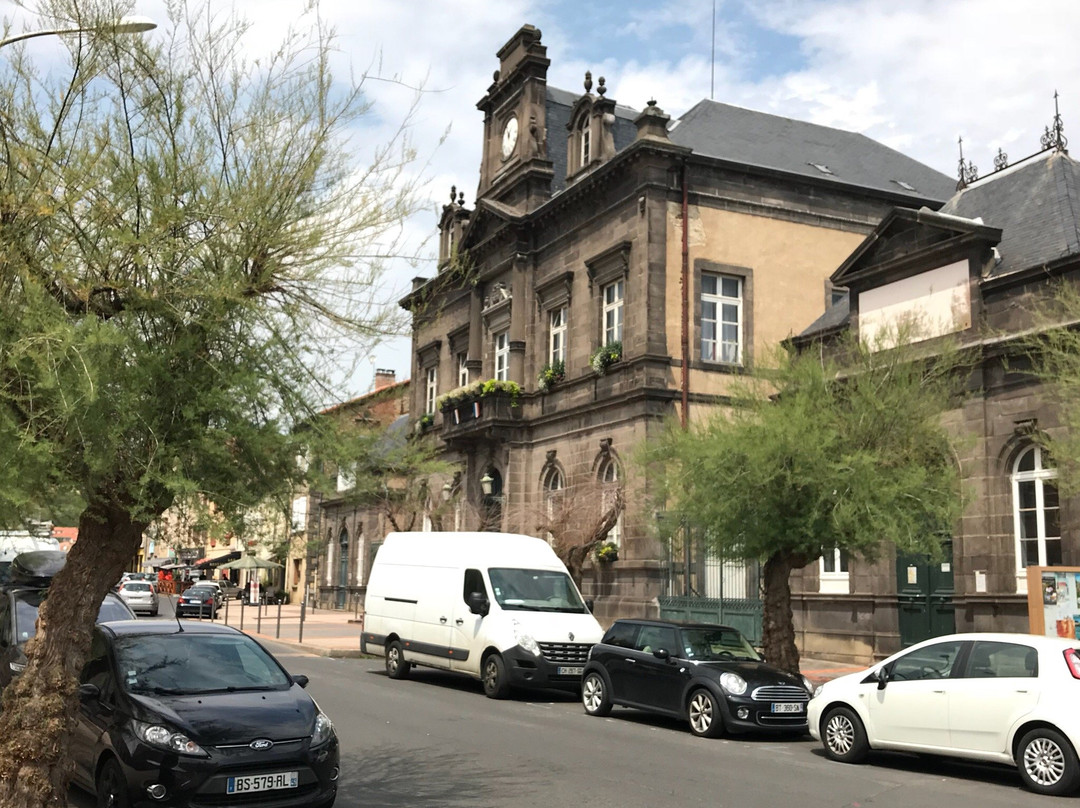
501;116;518;160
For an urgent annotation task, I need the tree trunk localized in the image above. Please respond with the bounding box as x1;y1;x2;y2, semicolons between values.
0;502;146;808
760;549;810;676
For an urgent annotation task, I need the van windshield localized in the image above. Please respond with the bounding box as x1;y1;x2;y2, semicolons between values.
488;568;587;613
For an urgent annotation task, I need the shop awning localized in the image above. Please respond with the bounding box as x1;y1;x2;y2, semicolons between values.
144;557;175;569
194;550;241;568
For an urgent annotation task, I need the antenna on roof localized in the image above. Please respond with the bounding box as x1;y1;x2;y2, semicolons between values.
710;0;716;101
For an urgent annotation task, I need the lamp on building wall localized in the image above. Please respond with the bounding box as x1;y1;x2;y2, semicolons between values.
480;472;494;497
442;481;454;501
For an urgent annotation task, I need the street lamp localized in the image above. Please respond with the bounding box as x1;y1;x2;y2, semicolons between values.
480;472;494;497
0;14;157;50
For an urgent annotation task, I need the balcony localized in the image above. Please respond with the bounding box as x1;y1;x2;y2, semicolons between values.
438;381;523;447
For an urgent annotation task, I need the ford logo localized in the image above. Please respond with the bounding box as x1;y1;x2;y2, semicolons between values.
250;739;274;751
568;632;575;641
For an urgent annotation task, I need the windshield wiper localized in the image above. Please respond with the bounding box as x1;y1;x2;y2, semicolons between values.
189;685;281;694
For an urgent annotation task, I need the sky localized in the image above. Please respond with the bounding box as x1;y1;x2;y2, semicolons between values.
4;0;1080;401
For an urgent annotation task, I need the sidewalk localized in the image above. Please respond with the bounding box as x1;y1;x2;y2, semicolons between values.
182;599;869;681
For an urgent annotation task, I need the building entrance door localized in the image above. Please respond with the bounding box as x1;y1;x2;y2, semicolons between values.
895;540;954;647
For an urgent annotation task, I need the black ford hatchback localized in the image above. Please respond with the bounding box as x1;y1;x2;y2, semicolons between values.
70;621;339;808
582;619;812;737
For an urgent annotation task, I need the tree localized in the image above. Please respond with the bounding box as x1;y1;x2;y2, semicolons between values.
532;478;624;589
643;334;969;674
0;1;423;803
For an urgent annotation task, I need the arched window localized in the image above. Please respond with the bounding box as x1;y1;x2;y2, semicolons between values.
338;526;350;587
542;466;565;539
597;456;622;546
1012;445;1060;579
579;119;591;168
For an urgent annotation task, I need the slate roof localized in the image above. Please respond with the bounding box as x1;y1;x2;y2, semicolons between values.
939;149;1080;278
545;86;639;193
798;295;850;338
669;100;955;202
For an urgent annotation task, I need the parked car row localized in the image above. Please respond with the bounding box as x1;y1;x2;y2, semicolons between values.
363;532;1080;797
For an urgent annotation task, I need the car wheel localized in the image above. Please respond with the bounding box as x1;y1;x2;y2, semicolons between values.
687;688;725;738
1017;727;1080;795
582;671;612;717
96;757;130;808
151;607;158;616
822;706;870;764
385;641;411;680
482;653;511;699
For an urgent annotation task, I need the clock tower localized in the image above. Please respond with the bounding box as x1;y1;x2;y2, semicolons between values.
476;25;554;212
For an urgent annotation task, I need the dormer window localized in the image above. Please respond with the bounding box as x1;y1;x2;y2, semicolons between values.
580;120;591;168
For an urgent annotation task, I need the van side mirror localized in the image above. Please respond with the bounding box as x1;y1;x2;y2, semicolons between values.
467;592;489;616
585;599;594;613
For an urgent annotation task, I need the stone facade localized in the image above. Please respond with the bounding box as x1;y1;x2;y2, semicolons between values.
401;25;953;628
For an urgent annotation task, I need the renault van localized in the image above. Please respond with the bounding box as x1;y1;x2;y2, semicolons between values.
361;532;603;698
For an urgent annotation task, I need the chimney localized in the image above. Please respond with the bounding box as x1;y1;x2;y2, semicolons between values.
634;99;672;143
374;369;396;391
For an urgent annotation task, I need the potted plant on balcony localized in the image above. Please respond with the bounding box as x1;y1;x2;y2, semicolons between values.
437;379;523;414
537;360;565;393
590;341;622;376
414;412;435;434
594;541;619;563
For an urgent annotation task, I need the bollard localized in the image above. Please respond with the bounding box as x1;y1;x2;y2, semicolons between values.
240;600;245;632
275;598;282;639
224;596;229;626
256;600;262;634
299;599;306;644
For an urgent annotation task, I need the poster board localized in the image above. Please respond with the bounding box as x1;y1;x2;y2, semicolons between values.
1026;566;1080;638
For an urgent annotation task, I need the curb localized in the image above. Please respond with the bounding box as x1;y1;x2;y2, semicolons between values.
245;632;374;659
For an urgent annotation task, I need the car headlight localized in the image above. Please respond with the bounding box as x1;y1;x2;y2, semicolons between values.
719;672;747;695
132;721;208;757
512;624;542;657
311;712;334;747
813;684;824;699
801;675;814;693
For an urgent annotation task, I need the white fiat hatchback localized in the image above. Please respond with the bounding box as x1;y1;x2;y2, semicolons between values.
808;632;1080;795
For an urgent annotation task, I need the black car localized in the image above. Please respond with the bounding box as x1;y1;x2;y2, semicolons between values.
581;619;812;737
176;584;223;618
70;621;339;807
0;553;136;695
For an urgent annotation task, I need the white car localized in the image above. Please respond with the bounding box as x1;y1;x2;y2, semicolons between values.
808;632;1080;795
117;580;159;616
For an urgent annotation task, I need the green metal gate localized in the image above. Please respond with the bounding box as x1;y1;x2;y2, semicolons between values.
896;540;955;647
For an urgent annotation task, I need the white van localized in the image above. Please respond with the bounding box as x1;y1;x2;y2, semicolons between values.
361;532;603;698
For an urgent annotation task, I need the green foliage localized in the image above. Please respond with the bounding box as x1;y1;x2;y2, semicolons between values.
0;0;424;529
590;341;622;376
537;360;565;393
1016;280;1080;494
644;334;971;567
436;379;522;410
594;541;619;562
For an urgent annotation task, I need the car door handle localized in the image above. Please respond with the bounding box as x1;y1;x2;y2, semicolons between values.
455;618;464;625
439;616;447;623
625;658;636;664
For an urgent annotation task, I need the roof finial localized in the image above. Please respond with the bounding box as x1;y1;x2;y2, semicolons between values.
584;71;593;94
450;184;457;204
458;191;465;206
1040;90;1068;152
597;76;607;97
993;147;1008;172
956;136;978;189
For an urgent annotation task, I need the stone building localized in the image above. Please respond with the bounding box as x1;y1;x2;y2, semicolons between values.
401;25;954;625
300;369;410;610
792;125;1080;662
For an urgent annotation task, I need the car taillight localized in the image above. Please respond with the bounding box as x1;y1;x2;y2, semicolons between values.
1064;649;1080;679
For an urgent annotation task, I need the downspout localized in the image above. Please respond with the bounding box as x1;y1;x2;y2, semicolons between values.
680;159;690;430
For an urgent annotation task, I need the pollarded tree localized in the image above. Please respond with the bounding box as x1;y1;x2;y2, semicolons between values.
0;1;425;804
532;478;624;589
644;334;970;675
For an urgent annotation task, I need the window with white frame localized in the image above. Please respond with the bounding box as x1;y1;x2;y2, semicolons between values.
702;273;742;364
580;120;591;168
494;330;509;381
457;352;469;387
1013;445;1060;590
819;547;850;594
549;307;567;365
603;280;624;345
598;457;622;545
425;365;437;414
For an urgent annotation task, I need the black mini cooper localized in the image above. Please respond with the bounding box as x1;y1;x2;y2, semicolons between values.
582;619;812;737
